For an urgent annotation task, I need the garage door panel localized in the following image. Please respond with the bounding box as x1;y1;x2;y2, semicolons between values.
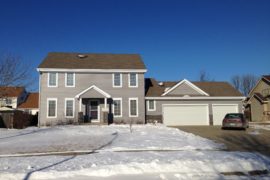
212;104;239;125
163;104;209;126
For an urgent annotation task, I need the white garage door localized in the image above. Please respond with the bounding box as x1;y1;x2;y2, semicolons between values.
212;104;239;125
163;104;209;126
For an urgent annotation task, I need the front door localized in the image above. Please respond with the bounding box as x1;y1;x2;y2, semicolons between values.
90;100;99;122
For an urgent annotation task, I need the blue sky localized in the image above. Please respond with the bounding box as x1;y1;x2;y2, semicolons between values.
0;0;269;91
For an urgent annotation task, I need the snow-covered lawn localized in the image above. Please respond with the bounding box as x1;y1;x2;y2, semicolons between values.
0;124;270;179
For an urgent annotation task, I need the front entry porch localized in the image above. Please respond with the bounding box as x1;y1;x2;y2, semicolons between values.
75;85;113;124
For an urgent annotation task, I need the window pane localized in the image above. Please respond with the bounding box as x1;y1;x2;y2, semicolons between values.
48;100;56;117
149;100;154;110
130;99;137;116
49;73;56;86
114;100;121;116
66;73;74;86
66;100;73;117
130;73;137;86
114;73;121;86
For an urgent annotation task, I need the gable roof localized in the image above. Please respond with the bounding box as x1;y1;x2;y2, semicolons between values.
0;87;25;97
38;52;146;70
145;78;243;97
161;79;209;96
18;93;39;109
248;75;270;97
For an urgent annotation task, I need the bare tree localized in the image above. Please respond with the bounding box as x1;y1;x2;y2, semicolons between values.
241;74;258;96
231;75;241;91
231;74;259;96
0;53;32;97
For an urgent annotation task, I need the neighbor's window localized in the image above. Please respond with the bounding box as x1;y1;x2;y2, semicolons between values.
48;99;57;118
66;73;75;87
65;99;74;117
48;72;57;87
129;73;137;87
129;98;138;117
113;98;122;117
148;100;155;111
113;73;122;87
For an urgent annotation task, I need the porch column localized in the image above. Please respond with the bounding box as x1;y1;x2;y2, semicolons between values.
104;97;107;109
79;98;82;112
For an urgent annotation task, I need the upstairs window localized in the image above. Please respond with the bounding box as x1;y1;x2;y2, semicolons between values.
66;73;75;87
113;73;122;87
48;72;57;87
129;73;138;87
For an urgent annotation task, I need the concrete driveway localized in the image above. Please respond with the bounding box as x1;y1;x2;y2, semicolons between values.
175;126;270;157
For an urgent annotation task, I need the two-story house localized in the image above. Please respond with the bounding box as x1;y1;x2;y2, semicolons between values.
37;52;147;126
247;75;270;122
0;87;27;108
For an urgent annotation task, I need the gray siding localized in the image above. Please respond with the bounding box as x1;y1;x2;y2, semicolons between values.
39;72;145;126
167;82;202;96
146;99;243;124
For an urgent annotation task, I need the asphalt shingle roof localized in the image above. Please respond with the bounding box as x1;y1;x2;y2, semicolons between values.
38;52;146;70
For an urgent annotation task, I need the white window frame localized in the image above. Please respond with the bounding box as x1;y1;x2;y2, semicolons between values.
65;73;75;87
129;97;138;117
128;73;138;88
112;73;122;88
112;98;122;118
147;100;156;111
48;72;58;87
47;98;57;118
65;98;75;118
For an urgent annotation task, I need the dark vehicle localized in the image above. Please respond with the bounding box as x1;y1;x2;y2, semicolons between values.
222;113;249;130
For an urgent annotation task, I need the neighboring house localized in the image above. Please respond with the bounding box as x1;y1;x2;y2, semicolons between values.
0;87;27;108
145;78;245;126
247;75;270;122
18;93;39;115
37;52;147;126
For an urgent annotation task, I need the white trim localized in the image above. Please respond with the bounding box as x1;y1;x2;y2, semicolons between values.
75;85;111;98
128;73;138;88
162;104;209;125
89;100;100;122
37;68;147;73
47;98;57;118
112;73;122;88
147;100;156;111
65;72;75;87
129;97;139;117
65;98;75;118
47;72;58;87
161;79;209;96
112;98;122;118
145;96;246;100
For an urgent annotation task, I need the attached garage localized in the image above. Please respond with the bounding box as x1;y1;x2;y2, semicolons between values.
163;104;209;126
212;104;239;125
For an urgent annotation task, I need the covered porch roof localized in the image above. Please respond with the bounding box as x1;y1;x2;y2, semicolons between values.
75;85;111;99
